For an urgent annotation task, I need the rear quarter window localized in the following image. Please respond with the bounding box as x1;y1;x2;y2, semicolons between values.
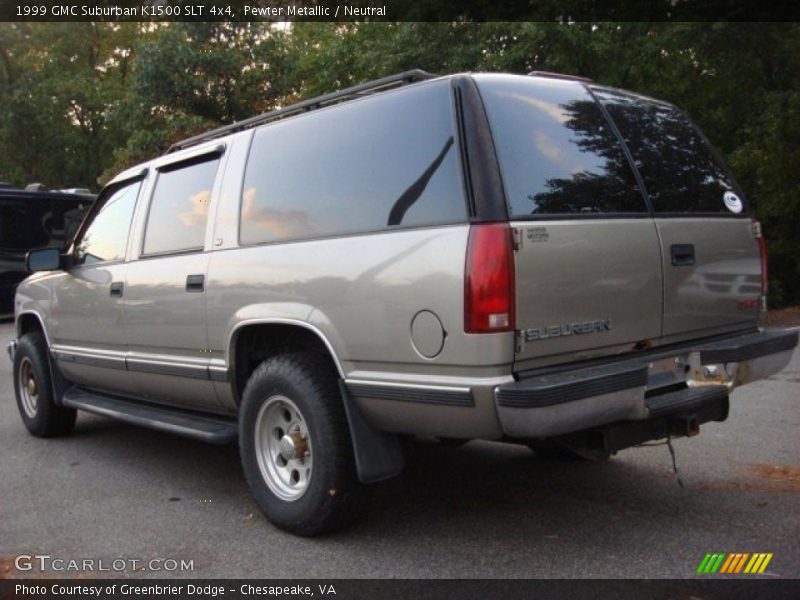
239;79;466;245
593;88;744;215
474;74;647;217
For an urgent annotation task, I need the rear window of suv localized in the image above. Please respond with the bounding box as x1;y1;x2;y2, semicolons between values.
239;80;466;245
593;88;744;214
475;74;647;217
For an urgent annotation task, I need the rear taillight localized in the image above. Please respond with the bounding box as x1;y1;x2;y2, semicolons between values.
464;223;515;333
751;217;768;296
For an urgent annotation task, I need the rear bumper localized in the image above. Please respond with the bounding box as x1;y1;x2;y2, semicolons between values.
559;386;730;457
494;327;798;439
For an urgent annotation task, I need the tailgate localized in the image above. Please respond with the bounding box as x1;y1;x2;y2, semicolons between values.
655;218;760;338
511;220;662;364
593;87;761;339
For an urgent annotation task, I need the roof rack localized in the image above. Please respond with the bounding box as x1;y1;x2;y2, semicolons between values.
0;181;95;194
166;69;436;154
527;70;594;84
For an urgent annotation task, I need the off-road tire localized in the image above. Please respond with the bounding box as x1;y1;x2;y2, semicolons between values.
13;331;76;437
239;352;363;536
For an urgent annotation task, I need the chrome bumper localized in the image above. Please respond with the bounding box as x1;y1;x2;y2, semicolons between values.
495;328;798;439
6;340;16;362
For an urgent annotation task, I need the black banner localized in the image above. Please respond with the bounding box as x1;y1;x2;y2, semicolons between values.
2;0;800;22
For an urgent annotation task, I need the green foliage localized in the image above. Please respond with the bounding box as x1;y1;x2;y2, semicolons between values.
0;22;798;305
0;22;138;187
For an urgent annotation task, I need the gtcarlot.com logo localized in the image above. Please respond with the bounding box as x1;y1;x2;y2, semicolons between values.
14;554;195;573
697;552;773;574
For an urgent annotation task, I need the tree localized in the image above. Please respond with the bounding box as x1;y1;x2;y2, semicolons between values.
101;22;293;181
0;22;798;305
0;22;138;188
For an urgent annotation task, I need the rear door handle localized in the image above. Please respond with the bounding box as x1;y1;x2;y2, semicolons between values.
670;244;695;267
186;274;205;293
109;282;124;297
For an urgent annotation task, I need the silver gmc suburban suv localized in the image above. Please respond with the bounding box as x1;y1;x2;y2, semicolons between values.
8;70;798;536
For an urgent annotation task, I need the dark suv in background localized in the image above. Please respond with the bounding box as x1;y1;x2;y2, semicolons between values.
0;184;92;317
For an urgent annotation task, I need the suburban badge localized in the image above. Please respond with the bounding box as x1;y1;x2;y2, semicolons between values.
524;319;612;342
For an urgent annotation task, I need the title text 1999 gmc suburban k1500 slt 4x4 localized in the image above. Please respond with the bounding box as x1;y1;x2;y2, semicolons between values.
8;70;798;535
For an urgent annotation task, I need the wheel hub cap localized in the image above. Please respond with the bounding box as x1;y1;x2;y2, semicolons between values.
254;396;313;502
17;356;39;418
279;431;307;461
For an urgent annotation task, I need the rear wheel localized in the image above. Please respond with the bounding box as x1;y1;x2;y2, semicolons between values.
13;331;76;437
239;352;363;536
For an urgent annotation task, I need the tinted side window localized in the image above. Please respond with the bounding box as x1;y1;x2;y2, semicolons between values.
475;75;646;217
594;89;742;214
0;205;29;250
240;80;465;245
75;182;140;265
143;157;220;255
27;199;88;248
26;202;59;249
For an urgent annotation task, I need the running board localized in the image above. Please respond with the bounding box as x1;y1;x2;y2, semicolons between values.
61;388;237;444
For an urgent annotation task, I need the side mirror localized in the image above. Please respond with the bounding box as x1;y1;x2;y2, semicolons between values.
26;247;62;272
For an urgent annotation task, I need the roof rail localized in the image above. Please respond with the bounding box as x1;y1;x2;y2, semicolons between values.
166;69;436;154
527;70;594;84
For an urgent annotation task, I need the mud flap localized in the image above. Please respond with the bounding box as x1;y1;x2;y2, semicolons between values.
339;381;405;483
48;350;72;406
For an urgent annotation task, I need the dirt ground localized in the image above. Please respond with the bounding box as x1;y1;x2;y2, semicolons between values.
767;305;800;327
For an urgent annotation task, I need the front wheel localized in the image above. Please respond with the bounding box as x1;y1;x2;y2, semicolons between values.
239;352;363;536
13;331;76;437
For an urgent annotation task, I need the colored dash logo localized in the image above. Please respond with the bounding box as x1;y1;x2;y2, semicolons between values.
697;552;773;574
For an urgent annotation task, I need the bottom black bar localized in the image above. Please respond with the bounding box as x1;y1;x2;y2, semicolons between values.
2;579;799;600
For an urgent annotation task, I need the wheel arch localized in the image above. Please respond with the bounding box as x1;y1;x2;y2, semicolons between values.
229;319;404;484
16;311;50;345
14;310;72;407
228;319;345;406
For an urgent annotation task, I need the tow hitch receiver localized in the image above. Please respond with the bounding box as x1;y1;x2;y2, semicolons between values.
551;386;728;455
673;415;700;438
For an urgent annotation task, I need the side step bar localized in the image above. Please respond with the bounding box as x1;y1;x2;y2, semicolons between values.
61;388;237;444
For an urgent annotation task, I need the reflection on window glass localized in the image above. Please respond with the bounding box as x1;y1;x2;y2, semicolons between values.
1;200;88;253
76;182;140;265
0;207;29;250
144;158;219;255
476;75;646;216
240;80;465;245
594;89;740;213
